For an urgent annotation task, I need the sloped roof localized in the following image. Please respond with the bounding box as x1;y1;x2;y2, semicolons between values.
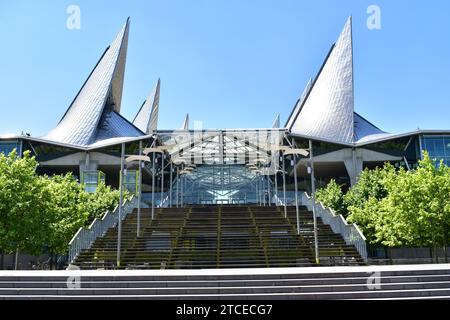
285;78;312;130
133;79;160;134
290;17;355;145
287;17;394;146
353;112;393;144
42;19;132;147
94;110;143;142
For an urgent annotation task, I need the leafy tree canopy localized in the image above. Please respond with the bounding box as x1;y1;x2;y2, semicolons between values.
316;152;450;249
0;150;128;255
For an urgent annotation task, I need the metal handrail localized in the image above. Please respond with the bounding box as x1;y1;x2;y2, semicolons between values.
68;195;137;264
301;192;368;262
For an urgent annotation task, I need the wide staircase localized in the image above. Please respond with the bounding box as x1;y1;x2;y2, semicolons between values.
72;205;364;269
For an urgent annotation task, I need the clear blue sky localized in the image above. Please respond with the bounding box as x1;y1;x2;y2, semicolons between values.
0;0;449;136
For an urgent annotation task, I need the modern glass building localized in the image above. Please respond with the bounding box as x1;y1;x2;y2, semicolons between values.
1;17;449;204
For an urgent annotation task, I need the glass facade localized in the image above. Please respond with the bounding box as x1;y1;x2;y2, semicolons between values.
122;170;138;194
0;141;20;155
81;170;106;193
421;135;450;166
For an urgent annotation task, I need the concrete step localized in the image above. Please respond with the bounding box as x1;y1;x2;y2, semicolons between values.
1;265;450;300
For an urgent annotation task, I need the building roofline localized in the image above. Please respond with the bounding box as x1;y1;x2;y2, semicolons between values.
5;129;450;153
354;130;450;147
288;131;353;147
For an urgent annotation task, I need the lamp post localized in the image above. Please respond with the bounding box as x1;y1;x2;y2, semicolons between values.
143;147;167;219
292;152;300;234
255;172;259;205
138;141;142;237
181;165;184;207
274;166;278;206
169;160;173;208
281;142;319;264
282;145;309;236
172;159;187;207
282;153;287;218
309;139;320;264
178;168;192;207
152;151;156;219
160;153;164;207
124;153;151;238
117;143;125;268
176;166;179;207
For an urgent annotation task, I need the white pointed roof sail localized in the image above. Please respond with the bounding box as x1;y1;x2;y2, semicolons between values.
285;78;312;130
180;114;189;130
42;19;130;146
272;114;280;129
133;79;160;134
290;17;355;145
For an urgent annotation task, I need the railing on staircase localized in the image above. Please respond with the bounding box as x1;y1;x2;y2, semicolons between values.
68;195;137;264
301;192;368;262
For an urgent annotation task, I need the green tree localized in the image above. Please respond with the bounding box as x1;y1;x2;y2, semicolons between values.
344;164;396;213
83;182;129;223
344;152;450;260
345;164;398;245
375;152;450;259
0;149;130;268
43;173;90;255
0;151;50;257
316;179;346;215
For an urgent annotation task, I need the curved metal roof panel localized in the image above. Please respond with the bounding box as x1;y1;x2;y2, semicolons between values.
353;112;393;143
42;19;130;147
94;111;143;143
133;79;160;134
290;18;355;145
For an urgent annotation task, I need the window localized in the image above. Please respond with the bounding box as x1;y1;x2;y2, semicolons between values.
0;141;20;155
421;136;450;166
81;170;106;193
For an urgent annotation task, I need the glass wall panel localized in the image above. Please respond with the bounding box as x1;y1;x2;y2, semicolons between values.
81;170;106;193
421;135;450;166
0;141;20;155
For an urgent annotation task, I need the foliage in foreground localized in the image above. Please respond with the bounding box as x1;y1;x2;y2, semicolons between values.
316;152;450;249
0;150;128;255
